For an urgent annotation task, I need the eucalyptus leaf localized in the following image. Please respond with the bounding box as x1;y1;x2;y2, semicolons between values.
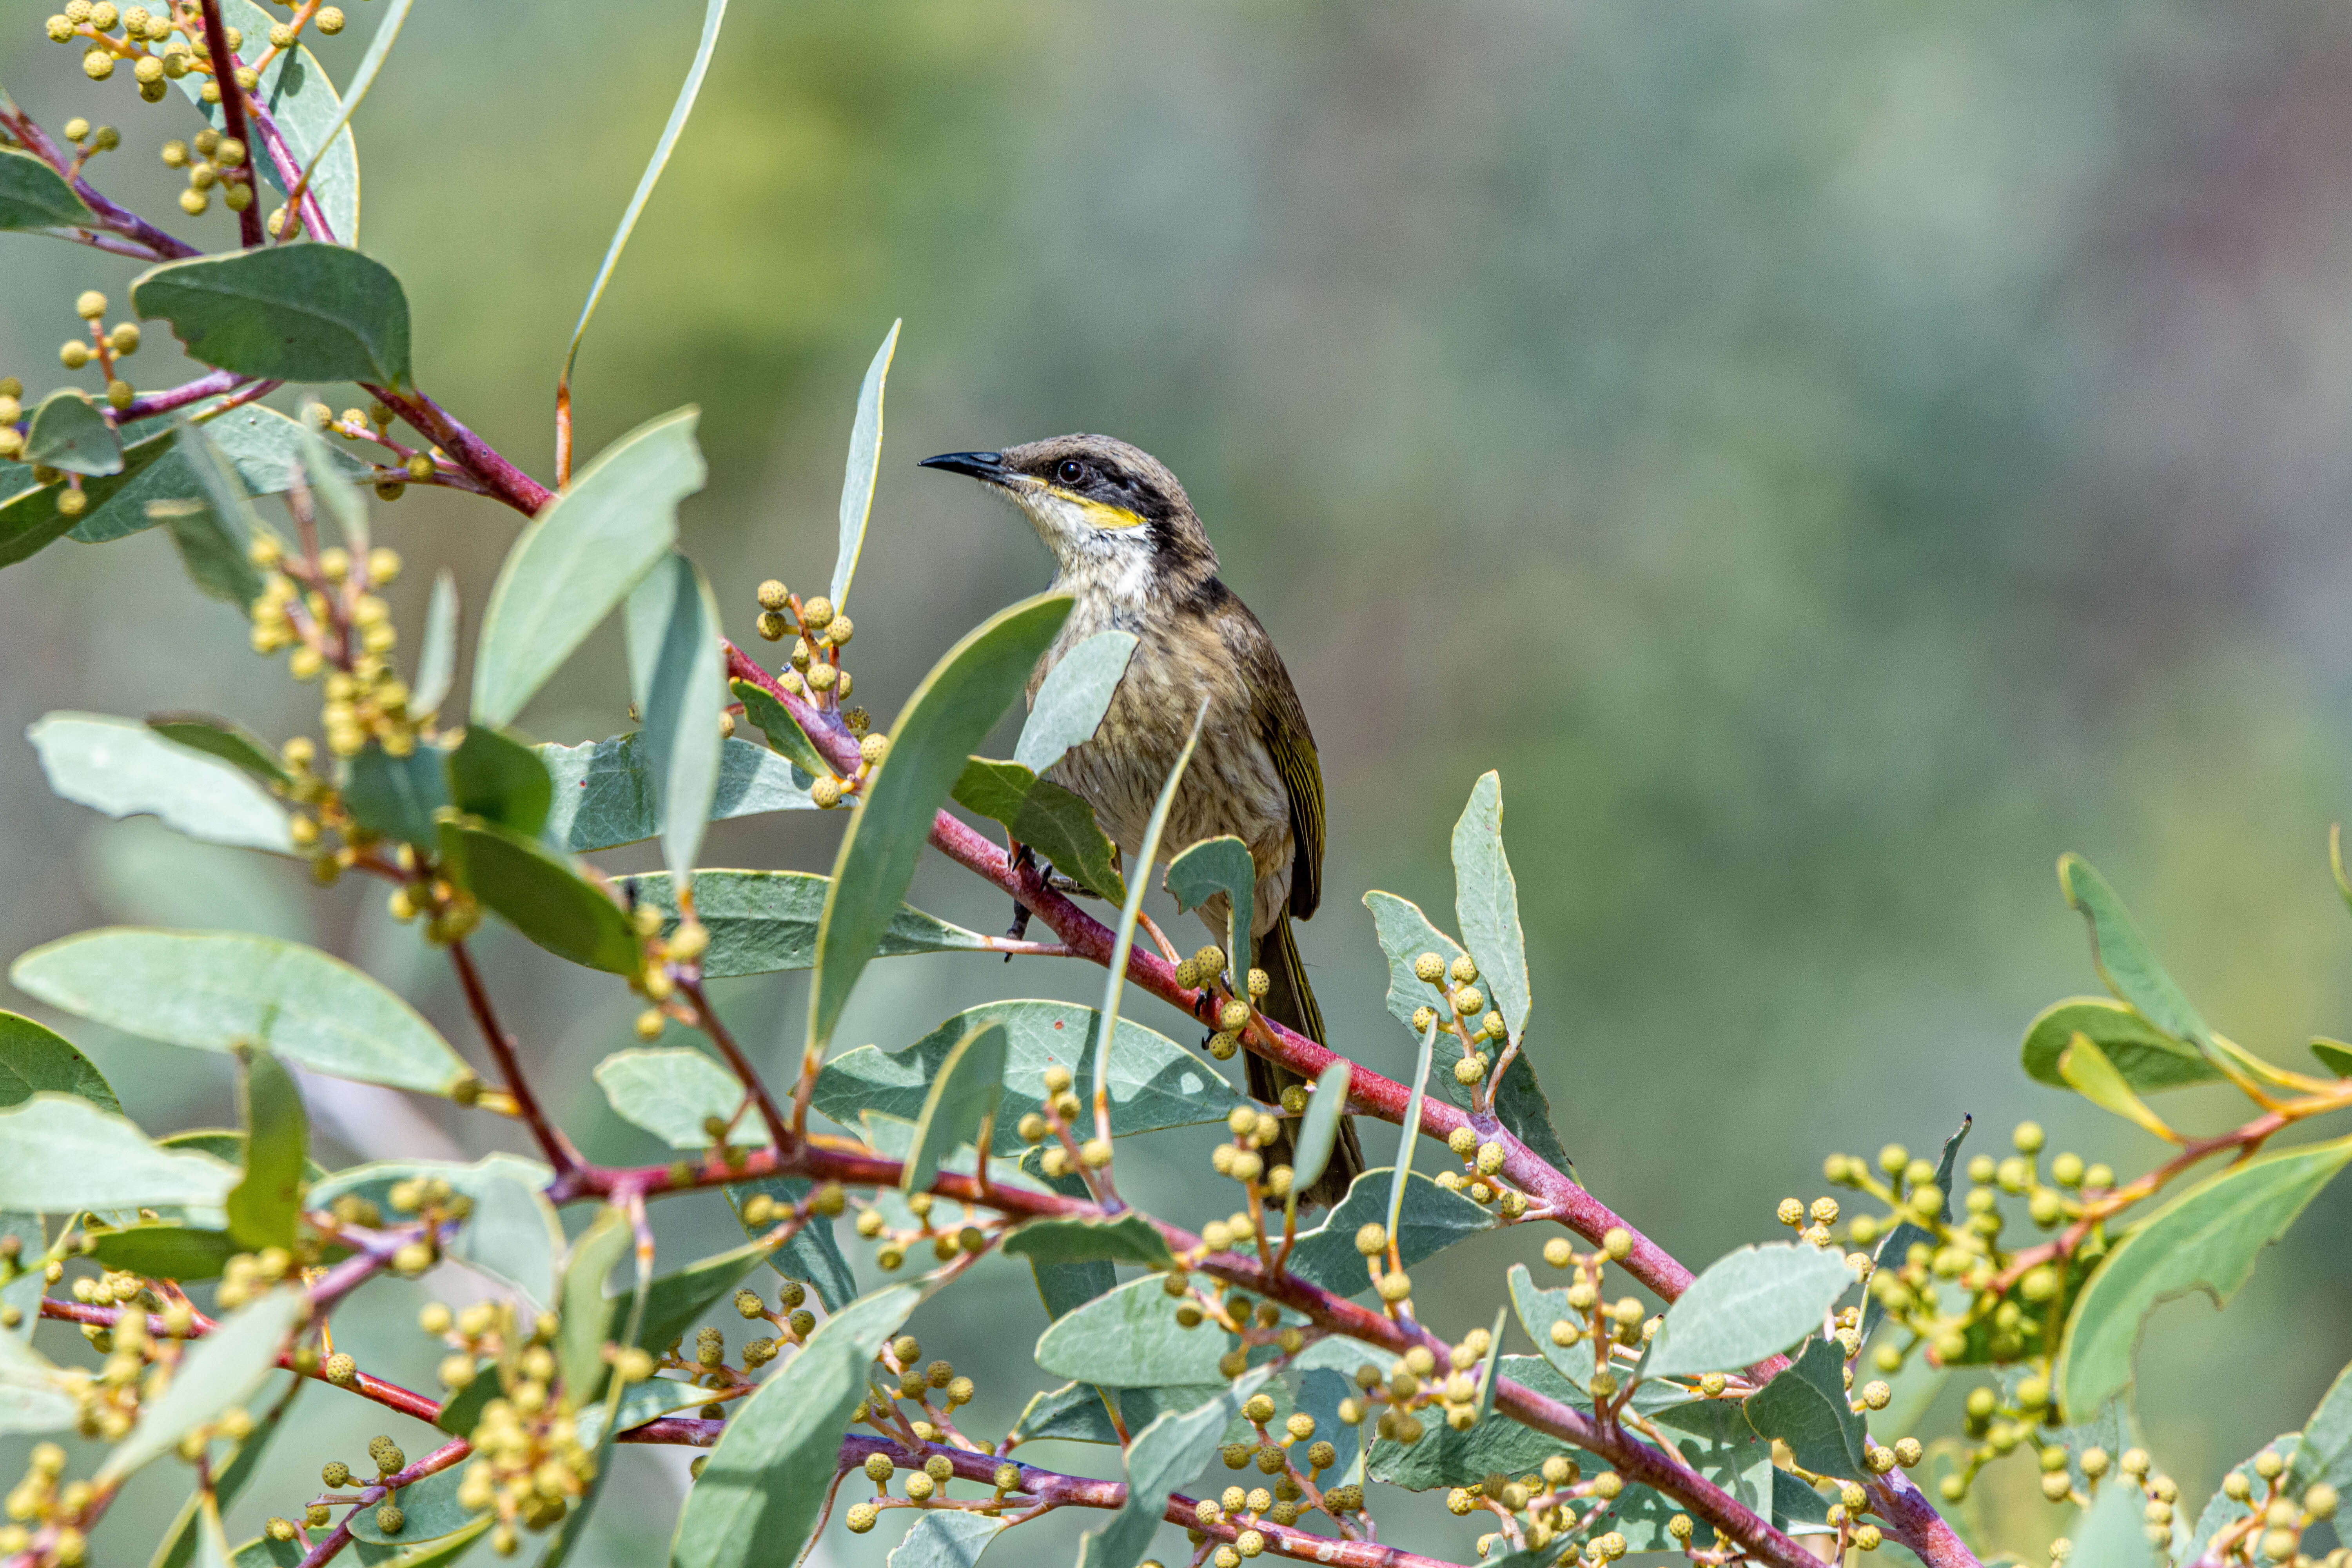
2058;1032;2176;1140
0;1332;79;1436
308;1154;561;1310
64;405;366;547
595;1047;762;1147
830;321;900;608
541;735;814;855
558;1207;634;1406
223;1047;307;1253
0;146;91;229
1277;1167;1493;1299
1015;629;1138;775
29;713;293;855
96;1289;309;1486
411;569;460;720
2312;1039;2352;1078
614;870;984;979
2056;1136;2352;1419
1034;1272;1247;1388
445;726;551;837
2021;997;2220;1094
902;1022;1007;1193
721;1177;855;1311
1741;1337;1868;1478
1002;1212;1176;1269
2068;1477;2161;1568
345;1464;486;1546
1166;835;1252;982
11;928;468;1093
668;1285;919;1568
147;714;291;788
1452;771;1531;1037
473;407;702;728
887;1509;1004;1568
951;759;1125;903
730;679;832;780
172;0;359;243
133;245;408;386
1366;1355;1577;1489
1642;1243;1857;1381
1073;1370;1274;1568
438;814;642;975
2058;853;2215;1055
27;390;122;476
0;426;175;569
163;420;267;607
341;740;448;848
600;1237;776;1358
150;1379;301;1568
0;1094;237;1211
87;1223;243;1282
0;1011;118;1113
622;551;725;891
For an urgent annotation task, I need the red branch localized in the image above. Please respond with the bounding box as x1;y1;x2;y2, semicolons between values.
195;0;265;249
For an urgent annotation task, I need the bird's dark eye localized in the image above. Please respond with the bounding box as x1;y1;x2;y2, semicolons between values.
1054;459;1086;485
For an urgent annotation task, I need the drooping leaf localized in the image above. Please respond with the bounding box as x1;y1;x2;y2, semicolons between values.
1073;1370;1273;1568
65;405;368;547
437;814;643;975
0;426;173;569
887;1509;1004;1568
132;245;408;385
29;713;294;855
0;1094;234;1211
595;1048;760;1147
829;321;900;608
902;1022;1008;1193
721;1176;856;1311
622;551;725;891
729;679;833;780
1287;1061;1353;1216
1279;1167;1494;1299
0;1011;118;1113
1452;771;1531;1038
1034;1272;1247;1388
223;1047;306;1253
541;736;813;856
668;1285;919;1568
1741;1336;1869;1479
307;1154;563;1310
810;593;1073;1051
1014;629;1138;775
411;569;460;720
0;1331;80;1435
173;1;360;243
341;739;448;847
1002;1212;1176;1269
812;1000;1249;1150
558;1208;633;1406
1166;834;1253;982
445;726;551;838
147;714;291;788
163;419;268;608
2057;854;2216;1056
2058;1033;2177;1141
0;146;91;229
614;870;985;980
27;390;122;476
473;407;703;727
11;928;469;1093
951;759;1125;903
1363;890;1574;1173
1642;1243;1857;1381
2020;997;2220;1094
2056;1136;2352;1419
95;1289;309;1486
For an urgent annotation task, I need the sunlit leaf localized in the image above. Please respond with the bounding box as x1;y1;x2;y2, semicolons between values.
2057;1033;2176;1141
65;405;367;547
830;321;900;608
173;0;360;243
1452;771;1530;1038
29;713;293;855
1014;629;1138;775
541;736;813;856
1641;1243;1856;1380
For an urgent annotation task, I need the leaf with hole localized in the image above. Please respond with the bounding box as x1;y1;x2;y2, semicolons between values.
614;870;985;980
473;407;702;728
11;927;469;1093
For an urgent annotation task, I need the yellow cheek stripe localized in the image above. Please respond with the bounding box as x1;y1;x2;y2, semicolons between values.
1044;486;1148;530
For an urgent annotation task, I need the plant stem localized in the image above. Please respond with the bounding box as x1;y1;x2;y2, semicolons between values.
679;975;791;1153
195;0;265;249
450;939;583;1179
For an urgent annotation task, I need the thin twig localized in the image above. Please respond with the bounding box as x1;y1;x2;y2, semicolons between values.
679;976;791;1153
450;940;583;1178
195;0;265;249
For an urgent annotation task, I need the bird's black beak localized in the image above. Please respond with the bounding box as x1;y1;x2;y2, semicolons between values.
918;450;1012;485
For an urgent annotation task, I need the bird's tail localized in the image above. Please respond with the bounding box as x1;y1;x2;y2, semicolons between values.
1248;913;1365;1209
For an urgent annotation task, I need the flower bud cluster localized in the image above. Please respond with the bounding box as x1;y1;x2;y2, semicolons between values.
752;578;857;713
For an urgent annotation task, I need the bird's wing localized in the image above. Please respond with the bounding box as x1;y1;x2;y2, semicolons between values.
1255;679;1325;922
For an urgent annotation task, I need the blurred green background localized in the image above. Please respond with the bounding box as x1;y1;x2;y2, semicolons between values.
7;2;2352;1562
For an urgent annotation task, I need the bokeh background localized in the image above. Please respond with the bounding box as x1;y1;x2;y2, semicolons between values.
7;2;2352;1562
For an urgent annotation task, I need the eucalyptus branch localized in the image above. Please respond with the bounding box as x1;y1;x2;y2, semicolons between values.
193;0;264;249
0;101;200;261
449;940;584;1180
292;1436;472;1568
677;974;791;1154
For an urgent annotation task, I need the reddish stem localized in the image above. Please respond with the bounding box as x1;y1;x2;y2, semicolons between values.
364;385;553;516
195;0;265;249
451;940;583;1178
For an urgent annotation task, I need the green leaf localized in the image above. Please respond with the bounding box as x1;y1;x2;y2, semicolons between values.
87;1223;243;1281
1073;1370;1273;1568
668;1284;918;1568
730;679;832;780
0;1094;236;1211
0;1331;80;1435
951;759;1125;903
411;569;459;720
1008;1381;1121;1444
2312;1039;2352;1078
1452;771;1530;1038
813;1000;1250;1149
2068;1477;2160;1568
1387;1014;1440;1247
1295;1365;1362;1481
558;1207;633;1407
722;1177;855;1311
227;1535;301;1568
0;427;171;569
132;245;408;386
223;1048;306;1253
341;739;448;847
96;1289;309;1486
887;1509;1004;1568
595;1047;760;1147
2020;998;2220;1094
174;1;360;243
297;424;368;555
0;146;91;229
1166;834;1252;980
2056;1135;2352;1419
0;1011;118;1113
0;1215;40;1341
2303;1357;2352;1490
151;1379;301;1568
29;712;293;855
2058;854;2216;1055
1287;1061;1352;1212
569;1376;708;1448
1742;1336;1869;1478
557;0;729;405
1643;1243;1857;1380
11;928;469;1093
614;870;984;979
1363;890;1574;1173
27;390;122;477
1280;1167;1494;1299
445;727;550;838
2057;1032;2177;1140
438;814;642;975
1003;1213;1176;1269
346;1464;487;1545
147;714;292;788
65;405;367;547
1507;1264;1587;1383
308;1154;563;1309
811;593;1073;1050
622;552;725;890
830;321;900;608
162;420;268;608
474;408;703;727
541;735;813;856
601;1237;775;1358
1034;1271;1247;1387
902;1022;1008;1193
1366;1355;1577;1490
1014;629;1138;775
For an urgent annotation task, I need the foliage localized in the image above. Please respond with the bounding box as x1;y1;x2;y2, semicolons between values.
0;15;2345;1568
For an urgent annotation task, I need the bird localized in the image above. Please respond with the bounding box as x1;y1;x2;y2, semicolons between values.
920;434;1365;1207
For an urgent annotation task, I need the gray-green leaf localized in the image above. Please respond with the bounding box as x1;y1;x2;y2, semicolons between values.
1277;1167;1494;1299
951;759;1125;904
411;569;460;720
27;390;122;477
0;1012;117;1114
559;1207;633;1406
1074;1370;1272;1568
1015;629;1138;774
617;869;986;979
622;551;725;891
541;736;814;856
887;1510;1004;1568
1452;771;1530;1038
96;1289;309;1486
132;244;409;386
0;146;91;230
1002;1212;1176;1269
1642;1243;1856;1381
1166;834;1253;982
1741;1337;1867;1478
2020;997;2220;1094
438;815;642;975
595;1047;759;1148
902;1022;1007;1193
829;321;899;608
30;712;293;855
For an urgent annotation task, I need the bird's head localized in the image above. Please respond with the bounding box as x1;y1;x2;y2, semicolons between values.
920;434;1216;601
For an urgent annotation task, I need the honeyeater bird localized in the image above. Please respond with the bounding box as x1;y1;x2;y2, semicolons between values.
921;435;1366;1206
